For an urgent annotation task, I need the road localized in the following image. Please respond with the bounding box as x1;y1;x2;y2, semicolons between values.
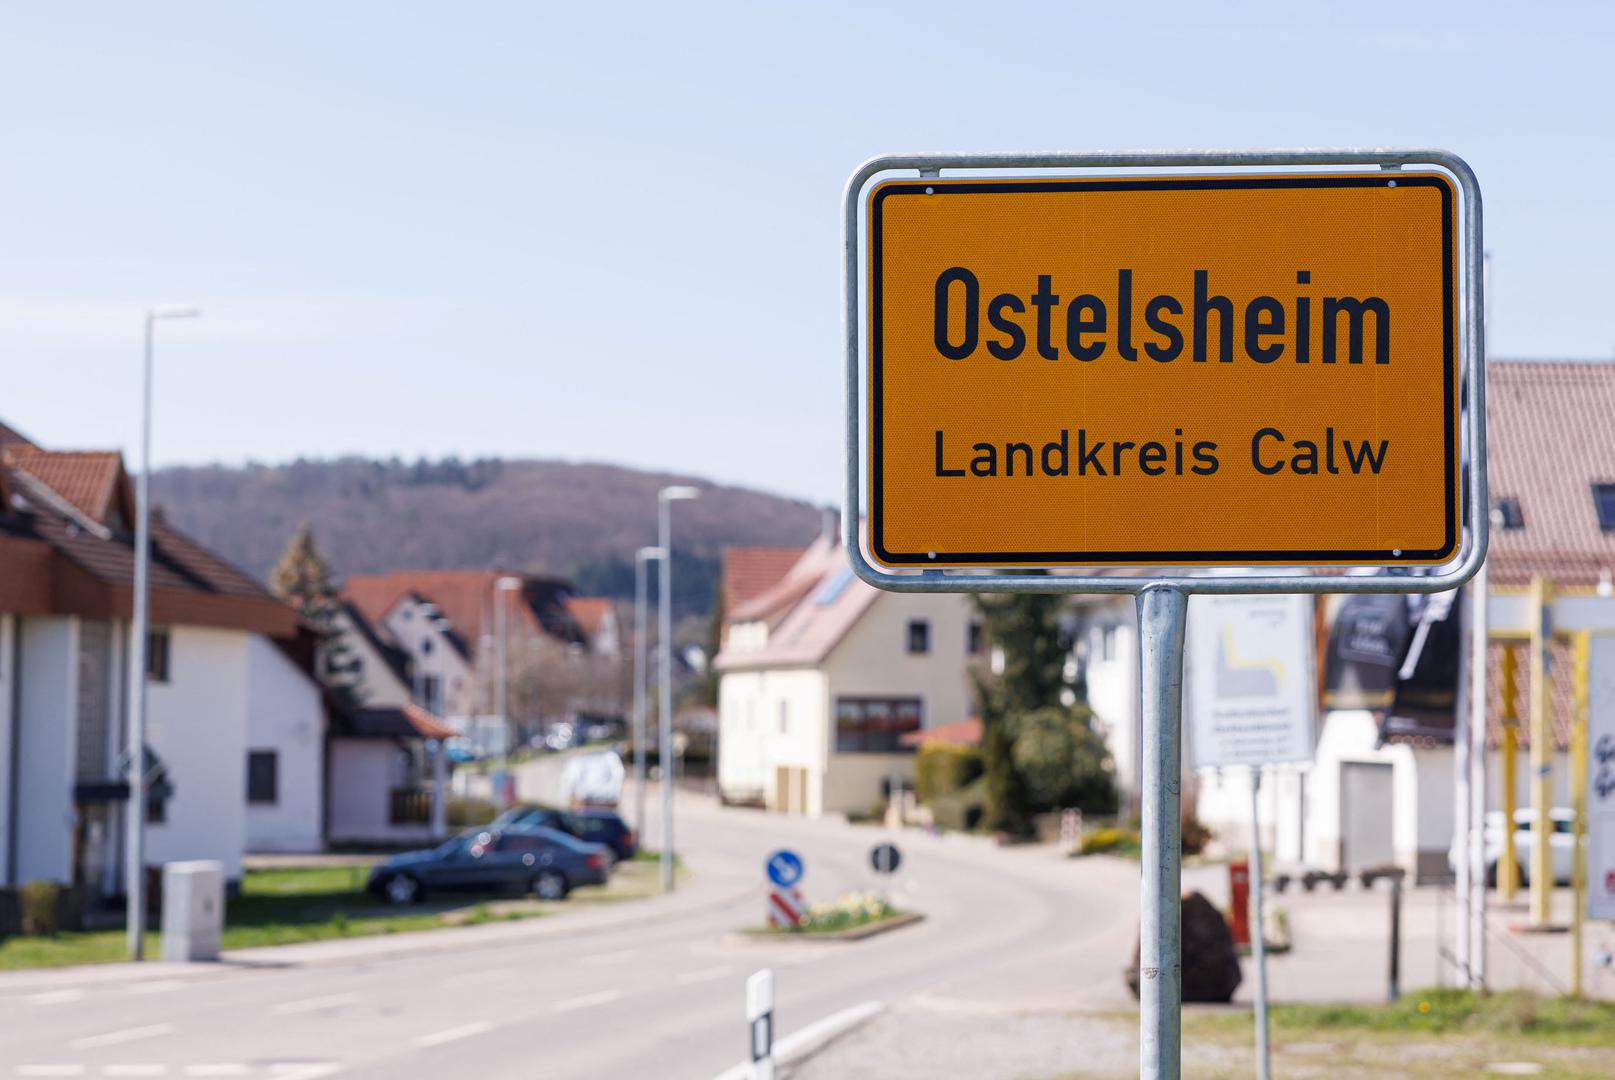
0;792;1140;1079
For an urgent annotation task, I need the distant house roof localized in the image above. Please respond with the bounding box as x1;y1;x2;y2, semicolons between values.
899;717;982;748
1486;360;1615;587
0;423;295;637
339;600;412;688
0;421;37;450
6;447;133;528
728;536;843;625
715;540;881;670
565;596;614;640
722;546;807;611
342;569;586;657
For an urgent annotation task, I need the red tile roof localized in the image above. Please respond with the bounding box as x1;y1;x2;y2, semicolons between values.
899;717;983;748
0;422;36;450
1486;361;1615;587
5;448;127;525
565;596;614;640
722;546;807;611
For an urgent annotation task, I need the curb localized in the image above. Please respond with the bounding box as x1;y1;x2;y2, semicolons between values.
738;911;925;944
712;1000;886;1080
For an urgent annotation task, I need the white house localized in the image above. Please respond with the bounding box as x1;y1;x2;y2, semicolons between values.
0;422;323;894
714;538;980;817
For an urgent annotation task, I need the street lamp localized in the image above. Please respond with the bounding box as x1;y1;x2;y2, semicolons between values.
633;546;666;847
657;485;699;893
126;305;200;961
496;576;522;775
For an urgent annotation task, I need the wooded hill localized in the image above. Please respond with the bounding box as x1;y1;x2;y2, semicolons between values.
151;457;827;617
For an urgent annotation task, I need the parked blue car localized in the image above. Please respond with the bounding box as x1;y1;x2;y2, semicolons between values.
490;804;638;861
368;825;611;904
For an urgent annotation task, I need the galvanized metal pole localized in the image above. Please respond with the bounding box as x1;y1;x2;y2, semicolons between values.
1469;555;1489;989
1137;584;1188;1080
1249;768;1271;1080
125;313;155;962
1529;576;1553;926
1570;631;1590;997
1454;585;1472;987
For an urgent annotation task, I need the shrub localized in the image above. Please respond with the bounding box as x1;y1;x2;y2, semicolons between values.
929;776;987;832
446;797;499;827
1080;826;1142;856
1011;706;1119;816
19;880;62;937
1180;811;1213;857
915;744;983;804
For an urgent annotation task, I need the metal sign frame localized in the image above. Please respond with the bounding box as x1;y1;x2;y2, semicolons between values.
841;149;1485;1080
843;148;1487;597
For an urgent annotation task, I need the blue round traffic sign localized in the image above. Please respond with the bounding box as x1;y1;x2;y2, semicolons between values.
765;849;804;888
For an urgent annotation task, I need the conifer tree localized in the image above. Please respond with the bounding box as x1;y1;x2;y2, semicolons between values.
269;520;363;709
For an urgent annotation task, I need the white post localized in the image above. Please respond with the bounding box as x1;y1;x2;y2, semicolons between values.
658;486;698;892
1250;768;1271;1080
746;968;775;1080
126;305;198;961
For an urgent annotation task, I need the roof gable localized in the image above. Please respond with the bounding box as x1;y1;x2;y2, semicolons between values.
1487;360;1615;586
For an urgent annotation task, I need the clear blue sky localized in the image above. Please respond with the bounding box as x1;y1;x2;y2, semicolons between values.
2;2;1610;505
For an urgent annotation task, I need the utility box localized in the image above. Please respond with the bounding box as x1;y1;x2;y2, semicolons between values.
160;861;224;962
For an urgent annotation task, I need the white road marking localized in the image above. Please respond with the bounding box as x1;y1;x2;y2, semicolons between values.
674;965;733;986
182;1066;248;1077
128;980;185;995
581;948;638;966
24;989;86;1006
412;1021;493;1048
442;967;516;987
553;989;622;1012
104;1066;168;1077
70;1025;175;1051
272;993;358;1015
267;1065;341;1080
17;1067;86;1078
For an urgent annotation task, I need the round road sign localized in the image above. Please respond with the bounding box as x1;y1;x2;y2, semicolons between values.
765;849;804;888
870;843;902;875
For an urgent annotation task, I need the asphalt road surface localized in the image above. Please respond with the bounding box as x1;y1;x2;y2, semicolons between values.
0;793;1140;1080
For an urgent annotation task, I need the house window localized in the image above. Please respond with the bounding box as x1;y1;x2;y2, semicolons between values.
834;697;922;753
420;674;441;711
246;750;278;804
1099;626;1118;662
967;621;984;655
146;793;167;824
906;619;931;655
1594;483;1615;531
1494;497;1524;530
146;630;171;682
778;701;789;735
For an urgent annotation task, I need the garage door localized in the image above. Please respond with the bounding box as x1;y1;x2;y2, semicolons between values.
1340;761;1395;871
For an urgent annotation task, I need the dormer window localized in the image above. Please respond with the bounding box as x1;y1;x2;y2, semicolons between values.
1594;484;1615;532
1494;497;1524;530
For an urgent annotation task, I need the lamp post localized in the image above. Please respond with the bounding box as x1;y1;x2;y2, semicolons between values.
126;305;200;961
633;546;666;846
496;576;522;774
658;485;699;892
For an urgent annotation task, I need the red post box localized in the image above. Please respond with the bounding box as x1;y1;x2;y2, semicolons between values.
1228;859;1251;947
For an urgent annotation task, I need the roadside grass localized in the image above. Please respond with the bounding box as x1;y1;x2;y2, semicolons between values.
1188;989;1615;1049
0;855;679;970
1044;991;1615;1079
